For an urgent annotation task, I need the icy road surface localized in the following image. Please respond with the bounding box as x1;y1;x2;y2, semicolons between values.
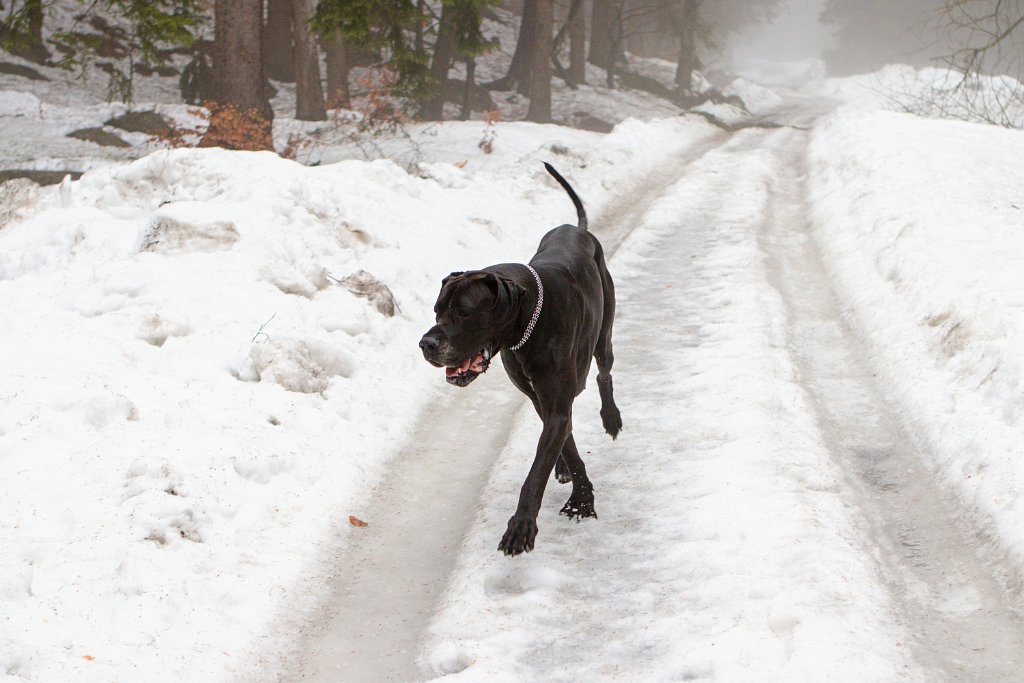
276;117;1024;682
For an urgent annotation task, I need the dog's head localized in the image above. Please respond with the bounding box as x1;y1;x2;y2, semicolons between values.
419;270;524;387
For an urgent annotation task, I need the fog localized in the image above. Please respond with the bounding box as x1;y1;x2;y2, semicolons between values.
731;0;833;67
725;0;965;78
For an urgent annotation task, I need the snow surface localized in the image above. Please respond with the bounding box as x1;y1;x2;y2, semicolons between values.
3;21;1024;681
0;113;720;680
420;130;920;682
807;108;1024;592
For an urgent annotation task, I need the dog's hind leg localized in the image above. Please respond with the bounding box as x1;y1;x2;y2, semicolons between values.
554;453;572;484
558;433;597;520
595;252;622;439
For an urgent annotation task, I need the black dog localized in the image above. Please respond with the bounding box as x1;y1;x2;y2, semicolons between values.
419;163;621;556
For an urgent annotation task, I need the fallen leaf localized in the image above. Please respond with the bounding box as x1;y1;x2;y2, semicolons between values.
454;160;467;168
349;515;368;527
82;655;95;661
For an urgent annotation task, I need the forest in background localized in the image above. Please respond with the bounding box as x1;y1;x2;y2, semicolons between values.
1;0;1023;149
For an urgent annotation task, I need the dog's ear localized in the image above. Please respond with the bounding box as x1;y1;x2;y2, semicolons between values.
442;271;465;286
435;271;466;314
460;272;501;309
439;271;498;314
493;274;527;316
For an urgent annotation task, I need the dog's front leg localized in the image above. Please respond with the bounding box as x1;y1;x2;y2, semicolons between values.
499;404;572;556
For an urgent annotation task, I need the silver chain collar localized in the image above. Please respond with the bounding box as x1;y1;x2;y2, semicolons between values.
510;265;543;351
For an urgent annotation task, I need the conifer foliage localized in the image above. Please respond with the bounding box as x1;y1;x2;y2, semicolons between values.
2;0;794;149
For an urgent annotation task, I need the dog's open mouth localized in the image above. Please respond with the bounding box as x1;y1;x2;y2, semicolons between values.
445;352;490;387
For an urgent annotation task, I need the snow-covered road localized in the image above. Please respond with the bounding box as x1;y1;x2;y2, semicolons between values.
271;120;1024;681
761;128;1024;680
5;75;1024;681
279;131;732;681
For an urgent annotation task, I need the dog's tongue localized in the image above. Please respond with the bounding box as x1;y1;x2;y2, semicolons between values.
446;356;473;378
446;354;484;378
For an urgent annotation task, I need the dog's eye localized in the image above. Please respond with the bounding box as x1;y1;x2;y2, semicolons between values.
448;301;471;318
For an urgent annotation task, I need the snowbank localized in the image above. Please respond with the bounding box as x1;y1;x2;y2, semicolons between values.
821;64;1024;128
808;108;1024;590
0;115;718;681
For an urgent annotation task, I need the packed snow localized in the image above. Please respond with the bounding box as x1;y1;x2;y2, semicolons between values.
0;109;721;680
807;108;1024;593
2;41;1024;683
420;130;921;681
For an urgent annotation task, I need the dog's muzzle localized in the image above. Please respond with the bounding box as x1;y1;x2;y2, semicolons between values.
419;333;445;367
419;333;492;387
444;350;491;387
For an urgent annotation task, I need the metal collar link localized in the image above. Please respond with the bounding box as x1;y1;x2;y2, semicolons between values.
510;265;543;351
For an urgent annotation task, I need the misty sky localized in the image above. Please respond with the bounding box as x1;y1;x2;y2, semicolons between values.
731;0;833;66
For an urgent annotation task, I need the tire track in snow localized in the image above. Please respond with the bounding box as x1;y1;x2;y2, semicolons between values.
273;130;729;683
419;129;924;681
758;126;1024;680
418;122;1024;681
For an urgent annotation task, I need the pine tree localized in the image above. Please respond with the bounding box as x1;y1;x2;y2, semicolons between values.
567;0;586;86
323;28;350;106
452;0;499;118
526;0;553;122
201;0;274;150
47;0;204;103
264;0;296;82
422;0;498;120
0;0;48;63
293;0;326;120
313;0;432;102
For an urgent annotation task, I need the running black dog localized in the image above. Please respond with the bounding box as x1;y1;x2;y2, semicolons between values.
419;163;621;556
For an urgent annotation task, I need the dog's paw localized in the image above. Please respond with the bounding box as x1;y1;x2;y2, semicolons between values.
498;515;538;556
601;405;622;439
560;490;597;521
554;456;572;484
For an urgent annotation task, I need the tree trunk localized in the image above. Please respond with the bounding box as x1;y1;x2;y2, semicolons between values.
24;0;44;59
415;0;426;54
568;0;586;86
461;57;475;121
551;0;583;87
421;3;456;121
292;0;326;120
264;0;295;82
673;0;699;92
323;29;350;107
526;0;553;123
589;0;615;70
485;0;537;93
203;0;274;151
2;0;48;63
516;0;539;96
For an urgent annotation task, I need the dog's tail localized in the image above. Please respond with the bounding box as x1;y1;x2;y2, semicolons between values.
543;162;588;231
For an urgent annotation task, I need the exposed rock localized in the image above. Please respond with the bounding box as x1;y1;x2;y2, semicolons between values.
67;127;131;148
133;62;177;78
106;111;172;137
442;79;496;111
0;61;48;81
572;113;613;133
0;170;80;185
